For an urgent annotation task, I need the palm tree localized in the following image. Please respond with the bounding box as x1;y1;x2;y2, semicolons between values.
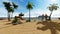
3;2;18;21
3;2;12;21
26;2;33;22
12;2;18;9
11;2;18;19
9;7;14;19
48;3;59;20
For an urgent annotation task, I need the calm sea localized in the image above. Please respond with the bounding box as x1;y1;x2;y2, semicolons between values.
0;17;59;20
24;17;59;20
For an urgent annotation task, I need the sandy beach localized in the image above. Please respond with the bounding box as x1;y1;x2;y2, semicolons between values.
0;19;60;34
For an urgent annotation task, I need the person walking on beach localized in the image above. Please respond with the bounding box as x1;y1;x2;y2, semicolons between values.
12;16;18;25
45;14;48;21
42;14;44;21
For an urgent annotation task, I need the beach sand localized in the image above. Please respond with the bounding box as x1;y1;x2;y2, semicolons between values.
0;19;60;34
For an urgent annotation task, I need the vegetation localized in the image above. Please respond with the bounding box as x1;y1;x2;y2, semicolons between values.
48;3;59;20
19;12;24;16
26;2;33;22
3;2;18;21
12;16;18;25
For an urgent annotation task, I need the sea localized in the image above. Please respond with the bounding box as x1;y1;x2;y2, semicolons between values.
23;17;59;20
0;17;59;20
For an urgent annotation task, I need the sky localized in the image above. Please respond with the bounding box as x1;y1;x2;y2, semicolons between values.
0;0;60;17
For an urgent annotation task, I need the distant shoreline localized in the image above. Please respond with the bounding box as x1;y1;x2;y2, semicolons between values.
0;17;59;20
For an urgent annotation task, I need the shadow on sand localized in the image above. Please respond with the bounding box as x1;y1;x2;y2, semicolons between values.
37;21;60;34
0;21;23;29
0;25;15;29
5;23;12;25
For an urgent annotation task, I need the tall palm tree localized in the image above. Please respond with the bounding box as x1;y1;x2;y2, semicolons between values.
26;2;33;22
48;3;59;20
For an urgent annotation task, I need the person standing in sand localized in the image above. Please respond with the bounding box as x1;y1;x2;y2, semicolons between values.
45;14;48;21
12;16;18;25
42;14;44;21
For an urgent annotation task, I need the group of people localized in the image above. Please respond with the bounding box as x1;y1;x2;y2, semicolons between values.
42;14;49;21
12;15;24;25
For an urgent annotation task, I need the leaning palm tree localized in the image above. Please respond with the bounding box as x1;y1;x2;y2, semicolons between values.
3;2;18;21
3;2;12;21
48;3;59;20
26;2;33;22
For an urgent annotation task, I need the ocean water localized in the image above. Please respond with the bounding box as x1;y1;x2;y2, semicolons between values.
24;17;59;20
0;17;59;20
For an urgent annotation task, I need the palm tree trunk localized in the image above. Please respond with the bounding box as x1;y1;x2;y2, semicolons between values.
11;12;13;19
29;9;31;22
8;12;10;21
49;11;53;21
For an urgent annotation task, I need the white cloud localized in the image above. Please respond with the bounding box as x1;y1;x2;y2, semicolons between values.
24;9;50;17
12;12;20;17
51;9;60;17
0;8;7;17
2;0;10;2
47;0;59;3
0;8;60;18
24;9;60;18
0;0;60;18
36;0;59;3
0;7;20;17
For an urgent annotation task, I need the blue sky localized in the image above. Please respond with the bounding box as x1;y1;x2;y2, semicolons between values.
0;0;60;17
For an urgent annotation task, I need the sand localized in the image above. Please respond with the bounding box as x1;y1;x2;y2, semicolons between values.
0;19;60;34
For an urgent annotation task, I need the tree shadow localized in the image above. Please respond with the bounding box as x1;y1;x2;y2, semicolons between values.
0;23;17;29
5;23;12;25
0;20;24;29
0;25;16;29
37;21;60;34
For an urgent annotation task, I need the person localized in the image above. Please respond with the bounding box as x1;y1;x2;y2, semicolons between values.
12;16;18;25
45;14;48;21
42;14;44;21
17;17;22;24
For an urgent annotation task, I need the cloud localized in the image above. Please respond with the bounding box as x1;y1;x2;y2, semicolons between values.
2;0;10;2
36;0;59;3
0;0;60;18
51;9;60;17
12;12;20;17
24;9;60;17
47;0;59;3
0;7;20;17
0;8;60;17
0;0;12;17
24;9;50;17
